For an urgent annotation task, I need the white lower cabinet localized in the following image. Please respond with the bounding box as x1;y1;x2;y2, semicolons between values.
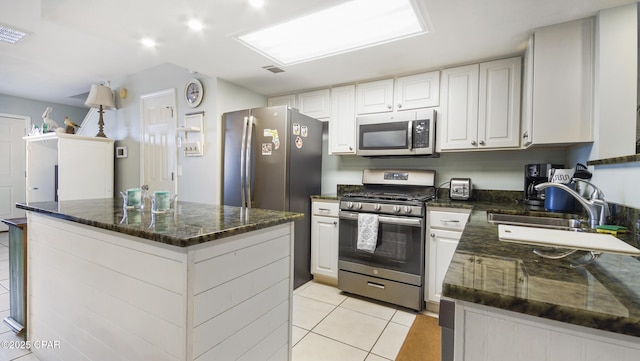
427;207;471;304
311;200;340;284
454;302;640;361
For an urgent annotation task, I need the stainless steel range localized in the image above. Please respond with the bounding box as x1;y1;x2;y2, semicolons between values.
338;169;436;311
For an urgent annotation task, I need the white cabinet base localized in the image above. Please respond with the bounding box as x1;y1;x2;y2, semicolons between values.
453;301;640;361
27;213;294;361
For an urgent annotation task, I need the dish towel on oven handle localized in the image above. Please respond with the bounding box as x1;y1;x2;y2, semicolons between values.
357;213;379;253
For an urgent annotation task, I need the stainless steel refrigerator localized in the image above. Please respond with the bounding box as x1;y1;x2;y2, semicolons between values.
221;105;322;289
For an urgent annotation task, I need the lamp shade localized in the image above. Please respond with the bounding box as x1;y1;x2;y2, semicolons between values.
84;84;115;109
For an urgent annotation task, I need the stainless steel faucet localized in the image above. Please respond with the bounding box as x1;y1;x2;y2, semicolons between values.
534;181;609;229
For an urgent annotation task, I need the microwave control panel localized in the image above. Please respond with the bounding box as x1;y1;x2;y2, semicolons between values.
413;120;431;148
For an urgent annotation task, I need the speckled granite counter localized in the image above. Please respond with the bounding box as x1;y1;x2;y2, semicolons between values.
438;200;640;338
17;198;303;247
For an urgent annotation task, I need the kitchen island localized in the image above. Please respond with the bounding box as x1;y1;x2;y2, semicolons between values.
438;200;640;360
17;199;303;361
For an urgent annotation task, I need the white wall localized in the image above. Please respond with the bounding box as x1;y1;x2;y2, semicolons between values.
103;64;266;204
0;93;88;131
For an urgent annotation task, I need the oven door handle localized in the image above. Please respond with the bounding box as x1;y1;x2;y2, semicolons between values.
339;211;423;227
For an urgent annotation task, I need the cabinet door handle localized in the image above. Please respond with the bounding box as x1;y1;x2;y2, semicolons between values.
479;140;486;146
431;233;435;237
471;141;477;146
397;103;402;109
387;104;392;109
523;131;529;139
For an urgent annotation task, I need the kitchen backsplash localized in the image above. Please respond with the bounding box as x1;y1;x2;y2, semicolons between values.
337;184;640;235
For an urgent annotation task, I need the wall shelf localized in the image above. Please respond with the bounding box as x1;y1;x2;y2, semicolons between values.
180;112;204;157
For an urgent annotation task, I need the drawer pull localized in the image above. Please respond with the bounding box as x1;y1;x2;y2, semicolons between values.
441;219;460;223
318;208;331;211
367;281;385;289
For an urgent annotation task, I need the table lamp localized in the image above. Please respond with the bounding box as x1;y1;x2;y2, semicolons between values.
84;84;115;137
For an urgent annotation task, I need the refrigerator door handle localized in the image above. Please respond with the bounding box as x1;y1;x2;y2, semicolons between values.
245;116;255;208
240;116;249;207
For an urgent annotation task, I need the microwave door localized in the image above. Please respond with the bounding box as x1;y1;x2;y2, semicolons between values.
357;120;412;156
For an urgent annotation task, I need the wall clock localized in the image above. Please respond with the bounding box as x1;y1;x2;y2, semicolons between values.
185;79;204;107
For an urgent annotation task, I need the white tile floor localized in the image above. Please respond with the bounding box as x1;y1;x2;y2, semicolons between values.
0;231;422;360
292;281;420;361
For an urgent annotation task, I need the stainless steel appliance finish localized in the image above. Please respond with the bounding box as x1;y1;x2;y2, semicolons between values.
524;163;563;208
338;169;436;310
221;105;322;289
356;110;436;157
449;178;472;200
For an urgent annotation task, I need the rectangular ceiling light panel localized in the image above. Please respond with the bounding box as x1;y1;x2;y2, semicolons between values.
0;24;28;44
237;0;429;65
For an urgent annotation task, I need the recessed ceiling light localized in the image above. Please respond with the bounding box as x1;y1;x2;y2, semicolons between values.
236;0;429;65
188;19;204;31
0;23;29;44
140;37;157;48
249;0;265;9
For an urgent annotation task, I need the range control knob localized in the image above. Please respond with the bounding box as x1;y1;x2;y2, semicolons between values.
392;205;401;213
374;204;381;211
403;206;412;214
355;202;363;210
346;202;354;209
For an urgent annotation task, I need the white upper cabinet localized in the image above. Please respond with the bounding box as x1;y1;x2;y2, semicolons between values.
438;57;521;151
439;64;480;150
267;94;296;108
395;71;440;110
297;89;331;120
478;57;522;149
356;71;440;115
356;78;394;114
329;85;357;154
522;17;594;147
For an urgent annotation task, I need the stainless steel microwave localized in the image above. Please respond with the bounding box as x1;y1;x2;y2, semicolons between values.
356;109;436;156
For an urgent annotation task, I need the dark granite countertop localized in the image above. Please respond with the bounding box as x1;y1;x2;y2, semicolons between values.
17;199;304;248
311;194;339;201
439;200;640;338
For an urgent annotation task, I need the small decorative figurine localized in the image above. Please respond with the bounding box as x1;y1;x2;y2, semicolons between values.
42;107;59;132
64;116;80;134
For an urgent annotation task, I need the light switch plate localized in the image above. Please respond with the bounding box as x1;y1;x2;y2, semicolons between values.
116;146;128;158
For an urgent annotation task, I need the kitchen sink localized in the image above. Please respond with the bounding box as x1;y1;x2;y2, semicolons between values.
487;212;583;231
498;224;640;256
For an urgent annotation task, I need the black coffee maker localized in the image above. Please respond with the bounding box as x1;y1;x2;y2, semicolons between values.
524;163;563;207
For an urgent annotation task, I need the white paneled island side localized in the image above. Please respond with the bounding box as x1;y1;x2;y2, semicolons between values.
17;199;303;361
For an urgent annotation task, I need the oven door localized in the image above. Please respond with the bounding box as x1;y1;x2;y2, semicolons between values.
338;210;424;281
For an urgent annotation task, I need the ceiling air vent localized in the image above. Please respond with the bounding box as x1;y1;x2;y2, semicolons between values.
263;65;285;74
0;23;29;44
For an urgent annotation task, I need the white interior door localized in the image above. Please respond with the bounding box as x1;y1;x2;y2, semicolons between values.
0;114;29;231
140;89;177;195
